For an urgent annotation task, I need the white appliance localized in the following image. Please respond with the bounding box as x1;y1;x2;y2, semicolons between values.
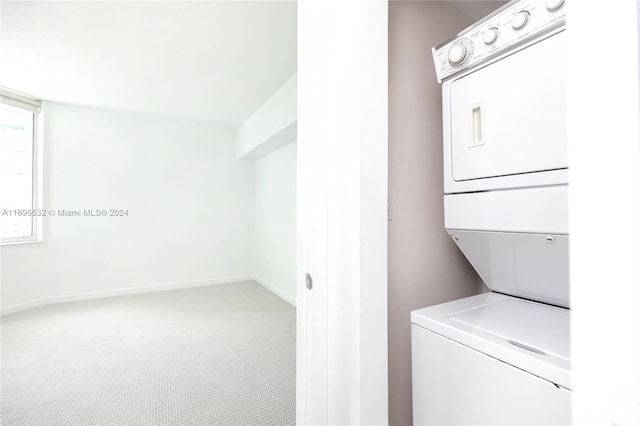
412;1;570;424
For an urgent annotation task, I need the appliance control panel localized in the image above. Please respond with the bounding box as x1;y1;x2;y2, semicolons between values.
433;0;566;83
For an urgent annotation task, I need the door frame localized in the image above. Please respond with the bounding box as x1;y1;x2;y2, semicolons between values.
296;0;389;424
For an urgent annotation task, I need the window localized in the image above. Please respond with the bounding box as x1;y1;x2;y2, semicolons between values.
0;89;42;244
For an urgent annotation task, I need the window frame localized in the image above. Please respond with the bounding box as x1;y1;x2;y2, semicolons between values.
0;89;43;245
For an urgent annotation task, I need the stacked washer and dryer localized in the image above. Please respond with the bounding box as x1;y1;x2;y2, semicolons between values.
411;0;570;424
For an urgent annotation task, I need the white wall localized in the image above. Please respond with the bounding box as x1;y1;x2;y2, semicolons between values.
1;103;255;312
568;1;640;423
253;141;297;305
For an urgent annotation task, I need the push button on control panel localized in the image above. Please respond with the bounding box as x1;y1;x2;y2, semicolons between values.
511;11;530;30
483;28;499;45
546;0;565;11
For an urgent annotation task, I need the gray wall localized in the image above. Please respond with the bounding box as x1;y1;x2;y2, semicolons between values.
388;2;504;424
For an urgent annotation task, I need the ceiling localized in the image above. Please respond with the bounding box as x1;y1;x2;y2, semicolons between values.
1;1;297;129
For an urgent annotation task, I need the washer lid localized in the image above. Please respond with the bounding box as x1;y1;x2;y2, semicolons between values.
411;293;571;389
449;298;569;361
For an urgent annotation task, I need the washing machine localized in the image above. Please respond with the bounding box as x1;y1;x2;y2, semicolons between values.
412;293;571;425
412;0;570;424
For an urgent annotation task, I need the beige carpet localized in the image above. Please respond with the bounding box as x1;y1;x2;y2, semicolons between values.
1;281;296;426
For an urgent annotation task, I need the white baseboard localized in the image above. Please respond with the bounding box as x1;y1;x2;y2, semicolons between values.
0;298;48;316
254;275;296;306
0;275;253;316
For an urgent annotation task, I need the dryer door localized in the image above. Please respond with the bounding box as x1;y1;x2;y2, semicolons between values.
449;32;566;182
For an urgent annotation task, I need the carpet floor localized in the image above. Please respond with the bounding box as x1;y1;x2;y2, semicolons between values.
1;281;296;426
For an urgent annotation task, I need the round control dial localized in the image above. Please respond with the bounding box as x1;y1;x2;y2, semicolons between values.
512;11;530;30
546;0;565;11
448;39;472;66
483;28;499;45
